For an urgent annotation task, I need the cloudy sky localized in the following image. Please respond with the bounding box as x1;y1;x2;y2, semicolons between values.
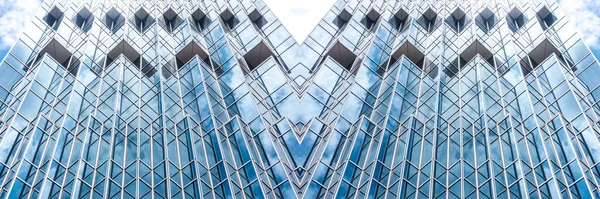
263;0;336;43
558;0;600;55
0;0;43;59
0;0;598;59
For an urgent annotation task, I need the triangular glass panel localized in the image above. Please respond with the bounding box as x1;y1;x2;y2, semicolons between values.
73;7;94;32
475;8;497;33
44;6;64;30
418;8;439;33
103;8;125;33
295;168;305;177
536;7;557;30
140;60;156;78
445;8;470;33
130;8;155;33
506;7;528;32
160;8;183;33
295;121;305;132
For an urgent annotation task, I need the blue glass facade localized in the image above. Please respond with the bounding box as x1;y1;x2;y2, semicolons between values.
1;0;600;198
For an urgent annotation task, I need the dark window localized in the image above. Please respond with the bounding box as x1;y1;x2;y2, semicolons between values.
44;7;64;30
506;7;528;32
241;41;277;73
160;8;183;33
390;8;410;32
445;8;470;33
73;7;94;32
36;39;79;75
390;41;426;68
220;8;239;30
417;8;439;33
459;40;495;67
445;40;497;78
175;41;210;68
323;41;358;72
106;40;155;77
520;39;565;76
390;41;436;78
536;7;557;30
333;9;352;29
248;9;268;29
361;9;380;30
475;8;497;33
131;8;155;33
163;41;210;79
189;8;210;32
103;8;125;33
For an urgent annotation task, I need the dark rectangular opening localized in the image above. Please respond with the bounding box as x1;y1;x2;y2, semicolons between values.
248;9;268;29
175;41;210;68
459;40;495;67
475;8;496;33
161;8;183;33
242;40;276;72
324;41;358;72
44;7;64;30
521;39;566;76
390;41;425;68
537;7;557;30
73;7;94;32
445;8;469;33
131;8;155;33
333;9;352;29
36;39;79;76
104;8;125;33
106;40;140;67
106;40;156;78
390;8;410;32
444;40;496;78
220;8;239;30
418;8;439;33
190;8;210;32
506;7;528;32
361;9;380;30
390;41;438;78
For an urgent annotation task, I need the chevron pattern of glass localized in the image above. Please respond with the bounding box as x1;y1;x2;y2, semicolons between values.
1;0;600;198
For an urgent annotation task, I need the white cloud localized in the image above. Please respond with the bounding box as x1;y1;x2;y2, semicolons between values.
0;0;42;49
559;0;600;49
263;0;336;44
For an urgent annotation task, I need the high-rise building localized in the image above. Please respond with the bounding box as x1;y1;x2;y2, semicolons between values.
1;0;600;198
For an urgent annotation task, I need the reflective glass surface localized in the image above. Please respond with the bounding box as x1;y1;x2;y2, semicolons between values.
1;0;600;198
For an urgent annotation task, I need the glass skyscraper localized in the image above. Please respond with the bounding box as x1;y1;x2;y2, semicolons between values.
1;0;600;198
